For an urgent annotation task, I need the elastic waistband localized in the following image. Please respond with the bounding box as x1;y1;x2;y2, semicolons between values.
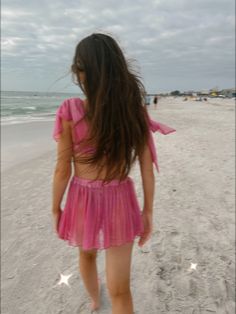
71;175;132;188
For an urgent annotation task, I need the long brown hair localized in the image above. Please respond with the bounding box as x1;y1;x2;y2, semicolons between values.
71;33;150;184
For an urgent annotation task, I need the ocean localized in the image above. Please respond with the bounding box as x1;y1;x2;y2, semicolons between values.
1;90;84;172
1;90;84;125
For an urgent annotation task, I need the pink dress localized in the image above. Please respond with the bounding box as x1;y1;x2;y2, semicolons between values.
52;97;176;250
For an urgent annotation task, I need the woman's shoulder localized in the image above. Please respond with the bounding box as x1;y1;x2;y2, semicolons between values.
59;97;83;109
53;97;85;141
57;97;84;121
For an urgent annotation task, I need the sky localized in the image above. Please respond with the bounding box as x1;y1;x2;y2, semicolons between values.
1;0;235;93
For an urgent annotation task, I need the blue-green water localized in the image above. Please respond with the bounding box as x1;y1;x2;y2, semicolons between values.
1;90;84;125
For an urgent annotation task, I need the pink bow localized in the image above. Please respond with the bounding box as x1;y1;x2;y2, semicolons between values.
147;116;176;173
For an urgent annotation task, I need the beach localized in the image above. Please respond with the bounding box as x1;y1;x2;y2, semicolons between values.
1;96;235;314
1;121;56;171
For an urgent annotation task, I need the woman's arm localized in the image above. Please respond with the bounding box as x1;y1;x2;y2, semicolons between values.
138;142;155;214
52;119;73;213
137;142;155;247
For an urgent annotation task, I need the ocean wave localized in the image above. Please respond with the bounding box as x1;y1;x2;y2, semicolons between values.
1;115;55;125
24;106;37;110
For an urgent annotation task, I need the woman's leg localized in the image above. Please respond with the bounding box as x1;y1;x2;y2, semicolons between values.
105;241;134;314
78;248;100;310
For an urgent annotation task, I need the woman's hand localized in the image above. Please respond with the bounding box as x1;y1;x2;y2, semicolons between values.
138;211;153;247
52;209;62;234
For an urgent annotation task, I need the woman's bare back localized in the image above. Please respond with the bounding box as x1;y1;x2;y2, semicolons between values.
72;152;111;180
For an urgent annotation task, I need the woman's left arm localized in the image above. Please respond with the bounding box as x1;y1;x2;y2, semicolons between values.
52;119;73;214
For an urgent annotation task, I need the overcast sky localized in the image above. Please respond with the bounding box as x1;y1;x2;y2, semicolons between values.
2;0;235;93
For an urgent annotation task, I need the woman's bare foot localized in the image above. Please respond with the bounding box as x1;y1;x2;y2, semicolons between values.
89;277;101;312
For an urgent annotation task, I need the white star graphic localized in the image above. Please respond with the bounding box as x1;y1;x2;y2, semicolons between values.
53;273;73;288
189;262;198;271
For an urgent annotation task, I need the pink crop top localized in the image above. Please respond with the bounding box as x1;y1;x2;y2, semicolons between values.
52;97;176;173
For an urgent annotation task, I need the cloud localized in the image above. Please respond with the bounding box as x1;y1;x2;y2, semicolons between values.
2;0;235;92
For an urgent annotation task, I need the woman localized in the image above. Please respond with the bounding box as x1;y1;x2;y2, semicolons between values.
51;33;176;313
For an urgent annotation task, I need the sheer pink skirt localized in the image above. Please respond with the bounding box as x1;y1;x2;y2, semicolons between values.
57;175;144;251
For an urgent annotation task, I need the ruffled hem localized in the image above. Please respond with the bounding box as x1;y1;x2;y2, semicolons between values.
57;232;143;250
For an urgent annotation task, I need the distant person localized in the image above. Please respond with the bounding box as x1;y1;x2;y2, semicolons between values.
153;95;158;109
145;94;151;106
51;33;176;313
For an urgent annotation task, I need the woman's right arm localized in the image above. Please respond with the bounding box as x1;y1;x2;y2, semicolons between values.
138;143;155;247
138;143;155;215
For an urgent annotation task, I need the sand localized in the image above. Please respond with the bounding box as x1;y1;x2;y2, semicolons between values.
1;97;235;314
1;121;55;172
